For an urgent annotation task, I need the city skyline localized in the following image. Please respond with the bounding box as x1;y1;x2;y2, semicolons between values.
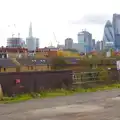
0;0;120;47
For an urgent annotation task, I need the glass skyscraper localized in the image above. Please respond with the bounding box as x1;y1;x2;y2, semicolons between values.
103;20;115;50
112;14;120;50
77;31;92;53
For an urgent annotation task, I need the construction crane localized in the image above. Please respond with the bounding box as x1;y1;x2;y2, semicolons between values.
48;40;53;47
8;24;21;38
53;32;59;47
8;24;16;38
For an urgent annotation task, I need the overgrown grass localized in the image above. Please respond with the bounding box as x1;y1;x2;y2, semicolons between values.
0;94;32;104
1;84;120;104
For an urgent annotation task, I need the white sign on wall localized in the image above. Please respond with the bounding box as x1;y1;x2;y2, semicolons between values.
116;61;120;70
105;42;114;46
106;51;111;57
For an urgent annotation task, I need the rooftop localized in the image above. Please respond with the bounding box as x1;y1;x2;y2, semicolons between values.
0;59;17;68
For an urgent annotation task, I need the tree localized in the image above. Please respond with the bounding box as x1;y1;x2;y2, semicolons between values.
51;57;67;70
64;49;78;53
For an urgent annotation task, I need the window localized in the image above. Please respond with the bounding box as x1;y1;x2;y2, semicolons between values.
2;55;4;58
43;60;46;63
90;64;93;68
47;64;49;69
31;66;33;70
4;68;6;71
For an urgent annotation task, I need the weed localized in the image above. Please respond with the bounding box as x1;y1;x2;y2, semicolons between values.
1;84;120;104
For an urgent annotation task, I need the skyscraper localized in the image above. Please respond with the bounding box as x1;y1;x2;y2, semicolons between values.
29;22;33;37
92;39;95;50
95;41;101;51
112;14;120;49
26;22;36;52
103;20;115;50
100;40;104;50
65;38;73;49
36;38;39;48
77;31;92;53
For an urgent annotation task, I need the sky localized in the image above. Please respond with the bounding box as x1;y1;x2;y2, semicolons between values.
0;0;120;47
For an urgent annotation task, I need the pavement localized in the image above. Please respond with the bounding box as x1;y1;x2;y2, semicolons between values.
1;89;120;120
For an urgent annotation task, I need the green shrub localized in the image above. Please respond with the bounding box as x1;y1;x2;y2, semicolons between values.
96;68;108;81
51;57;67;70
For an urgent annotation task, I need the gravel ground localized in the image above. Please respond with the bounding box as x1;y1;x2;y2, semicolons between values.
1;89;120;120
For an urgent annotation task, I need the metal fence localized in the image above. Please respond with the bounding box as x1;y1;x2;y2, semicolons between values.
73;71;101;83
72;70;118;88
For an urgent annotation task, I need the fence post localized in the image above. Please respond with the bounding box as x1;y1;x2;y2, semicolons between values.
0;84;3;100
81;73;82;82
118;71;120;82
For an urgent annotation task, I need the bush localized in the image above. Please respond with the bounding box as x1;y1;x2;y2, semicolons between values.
51;57;67;70
96;67;108;81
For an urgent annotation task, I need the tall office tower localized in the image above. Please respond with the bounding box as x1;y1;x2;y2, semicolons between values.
95;41;101;51
65;38;73;49
77;31;92;53
36;38;39;48
100;40;104;50
103;20;115;50
26;22;36;52
92;39;95;50
112;14;120;50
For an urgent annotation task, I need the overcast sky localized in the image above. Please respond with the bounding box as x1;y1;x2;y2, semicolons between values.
0;0;120;47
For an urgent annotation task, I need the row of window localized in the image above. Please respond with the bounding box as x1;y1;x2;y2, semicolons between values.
27;65;49;70
0;64;50;72
0;68;6;72
28;66;34;70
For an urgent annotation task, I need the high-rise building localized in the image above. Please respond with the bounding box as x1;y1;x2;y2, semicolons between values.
36;38;39;48
77;31;92;53
100;40;104;50
95;40;104;51
26;22;36;52
95;41;101;51
7;37;25;48
65;38;73;49
112;14;120;49
92;39;95;50
103;20;115;50
72;43;84;53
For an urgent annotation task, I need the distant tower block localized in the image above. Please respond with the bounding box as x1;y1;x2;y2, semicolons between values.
29;22;33;37
26;22;36;52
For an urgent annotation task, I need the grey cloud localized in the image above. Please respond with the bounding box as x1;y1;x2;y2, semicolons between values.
69;14;112;25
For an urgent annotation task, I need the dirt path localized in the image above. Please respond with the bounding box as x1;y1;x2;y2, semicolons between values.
0;89;120;120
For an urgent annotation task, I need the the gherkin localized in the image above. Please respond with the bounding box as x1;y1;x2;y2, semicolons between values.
103;20;115;49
